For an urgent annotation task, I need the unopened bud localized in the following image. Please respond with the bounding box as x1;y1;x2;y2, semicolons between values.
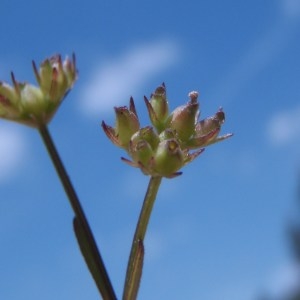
130;126;159;151
153;139;184;178
102;99;140;149
187;109;232;148
167;95;199;143
144;83;169;133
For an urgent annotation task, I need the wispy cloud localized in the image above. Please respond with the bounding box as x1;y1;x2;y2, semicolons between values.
0;124;27;183
266;105;300;146
79;39;181;116
264;262;300;299
281;0;300;18
210;1;300;103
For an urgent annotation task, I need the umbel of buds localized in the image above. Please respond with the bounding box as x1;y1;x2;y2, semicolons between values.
102;84;232;178
0;54;77;127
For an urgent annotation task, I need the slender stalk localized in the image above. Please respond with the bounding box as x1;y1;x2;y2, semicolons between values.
38;125;116;300
123;176;163;300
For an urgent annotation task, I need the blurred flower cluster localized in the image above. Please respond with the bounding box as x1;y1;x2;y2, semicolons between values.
0;54;77;128
102;84;232;178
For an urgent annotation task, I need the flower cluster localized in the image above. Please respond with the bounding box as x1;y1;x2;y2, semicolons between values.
0;54;77;127
102;84;232;178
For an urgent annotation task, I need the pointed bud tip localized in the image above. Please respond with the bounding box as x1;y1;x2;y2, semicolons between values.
155;85;166;95
129;96;138;116
188;91;199;103
101;120;106;128
114;105;127;114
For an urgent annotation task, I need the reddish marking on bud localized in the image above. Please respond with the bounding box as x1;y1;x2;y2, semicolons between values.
101;120;120;146
154;85;165;95
32;60;40;85
121;157;138;167
206;128;220;142
143;96;153;114
57;55;63;70
52;67;59;81
184;148;205;164
49;68;59;99
114;106;126;114
49;54;61;66
0;94;10;105
129;96;137;117
215;109;225;124
10;72;20;97
169;172;182;178
72;53;76;71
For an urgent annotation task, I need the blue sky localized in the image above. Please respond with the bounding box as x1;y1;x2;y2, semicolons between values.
1;0;300;299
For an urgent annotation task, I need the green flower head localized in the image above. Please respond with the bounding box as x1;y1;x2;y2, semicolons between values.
0;54;77;127
102;84;233;178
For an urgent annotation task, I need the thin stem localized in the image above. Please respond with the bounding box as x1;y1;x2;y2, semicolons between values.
123;176;163;300
38;125;116;300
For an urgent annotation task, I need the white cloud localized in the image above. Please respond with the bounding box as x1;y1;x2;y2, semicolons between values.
266;105;300;146
264;262;300;299
209;1;300;104
79;39;180;116
281;0;300;18
0;124;27;183
210;23;293;104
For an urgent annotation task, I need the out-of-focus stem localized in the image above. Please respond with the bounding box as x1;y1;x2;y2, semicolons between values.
38;125;116;300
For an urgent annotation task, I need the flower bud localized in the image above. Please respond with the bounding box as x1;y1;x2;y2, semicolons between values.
128;127;159;168
144;83;169;133
115;106;139;147
33;54;77;102
102;99;140;149
130;140;154;171
130;126;159;152
195;109;224;135
187;108;232;148
153;139;184;178
158;128;177;141
167;91;199;143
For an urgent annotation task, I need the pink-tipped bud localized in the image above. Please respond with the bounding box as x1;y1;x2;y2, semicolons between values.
187;108;232;148
167;93;199;143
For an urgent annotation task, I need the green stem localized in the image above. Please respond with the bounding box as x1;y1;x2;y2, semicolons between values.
123;176;163;300
38;125;116;300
